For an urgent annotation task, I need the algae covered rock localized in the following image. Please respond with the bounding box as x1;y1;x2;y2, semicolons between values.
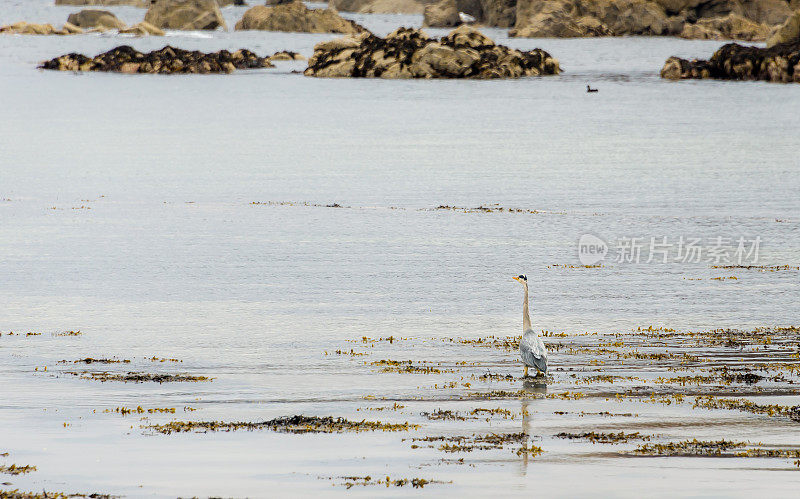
303;25;560;79
661;40;800;82
40;45;274;73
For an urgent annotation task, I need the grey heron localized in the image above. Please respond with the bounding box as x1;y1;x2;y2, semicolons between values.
512;275;548;377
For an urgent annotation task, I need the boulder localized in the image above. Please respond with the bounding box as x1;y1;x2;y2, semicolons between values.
303;25;560;78
457;0;484;19
680;12;771;39
766;9;800;46
1;21;95;35
119;21;166;35
424;0;462;26
55;0;150;6
1;22;58;35
67;10;127;30
512;0;671;37
741;0;792;25
268;50;306;60
234;2;365;34
40;45;274;73
144;0;227;30
330;0;427;14
661;40;800;82
62;22;85;34
480;0;517;27
650;0;704;15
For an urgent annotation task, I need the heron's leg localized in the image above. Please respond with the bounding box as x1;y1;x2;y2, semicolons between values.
524;365;528;378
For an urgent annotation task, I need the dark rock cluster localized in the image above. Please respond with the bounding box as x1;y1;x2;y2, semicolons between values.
39;45;274;74
304;25;560;79
661;40;800;82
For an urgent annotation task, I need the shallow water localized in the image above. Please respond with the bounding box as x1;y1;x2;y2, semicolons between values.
1;1;800;497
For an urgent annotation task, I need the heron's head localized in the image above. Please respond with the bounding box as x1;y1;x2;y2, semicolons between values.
512;274;528;285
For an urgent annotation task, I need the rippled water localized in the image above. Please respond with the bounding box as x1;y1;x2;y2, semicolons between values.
1;0;799;497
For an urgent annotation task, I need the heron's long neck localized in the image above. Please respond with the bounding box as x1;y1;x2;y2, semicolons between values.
522;284;532;332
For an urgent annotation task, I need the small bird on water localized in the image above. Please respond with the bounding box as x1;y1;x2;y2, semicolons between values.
587;85;598;93
512;275;548;377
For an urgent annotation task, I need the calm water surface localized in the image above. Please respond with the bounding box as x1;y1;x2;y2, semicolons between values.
1;1;799;497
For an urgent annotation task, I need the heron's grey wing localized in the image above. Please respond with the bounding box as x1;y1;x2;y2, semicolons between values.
520;331;548;373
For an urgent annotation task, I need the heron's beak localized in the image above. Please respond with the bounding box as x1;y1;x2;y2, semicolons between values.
512;276;520;282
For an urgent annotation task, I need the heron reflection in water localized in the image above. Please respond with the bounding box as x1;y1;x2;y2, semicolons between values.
519;379;547;471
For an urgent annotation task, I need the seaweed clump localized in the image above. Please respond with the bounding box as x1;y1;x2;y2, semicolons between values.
65;371;210;383
0;464;36;475
556;431;650;444
40;46;274;74
147;415;418;434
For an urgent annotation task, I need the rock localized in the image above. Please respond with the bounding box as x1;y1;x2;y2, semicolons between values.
40;45;275;73
424;0;462;26
1;22;59;35
144;0;227;30
303;25;560;79
62;22;85;34
512;0;671;37
741;0;792;25
265;0;294;4
680;12;771;40
480;0;517;27
331;0;427;14
268;50;306;61
234;2;365;34
67;10;127;30
119;21;166;35
766;9;800;46
650;0;704;15
660;39;800;82
55;0;151;6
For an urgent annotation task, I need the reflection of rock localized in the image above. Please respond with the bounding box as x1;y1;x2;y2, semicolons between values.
144;0;227;31
67;9;127;30
304;25;560;79
235;2;365;34
55;0;150;6
424;0;461;27
661;40;800;82
40;45;275;73
331;0;426;14
680;13;771;40
767;9;800;46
